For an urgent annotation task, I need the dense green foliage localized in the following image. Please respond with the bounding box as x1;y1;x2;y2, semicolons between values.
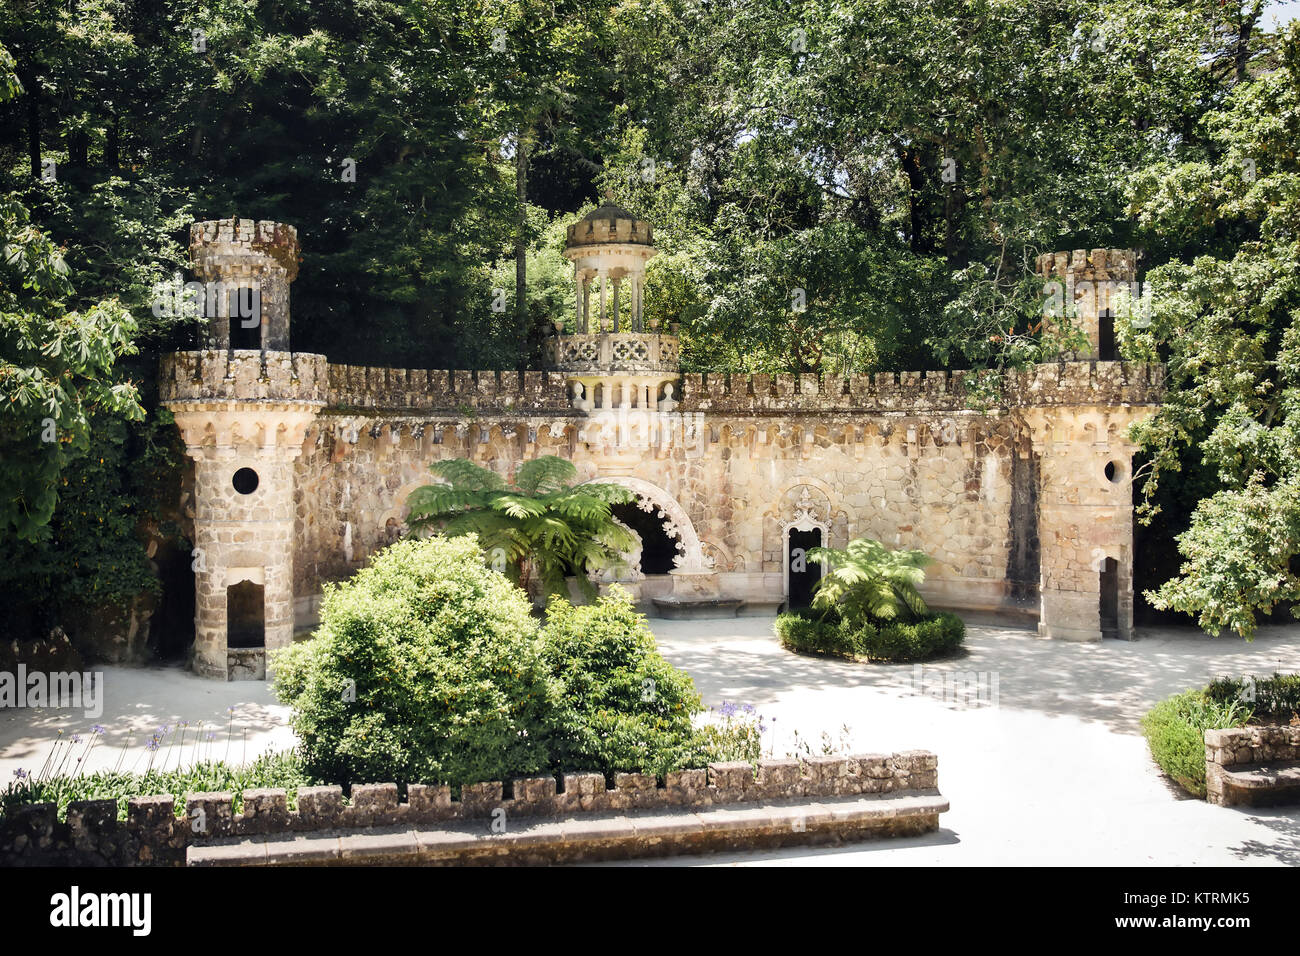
273;536;562;786
1206;672;1300;720
776;609;965;662
0;750;312;819
540;589;707;776
2;2;1299;647
1140;689;1256;797
807;537;932;624
273;536;714;786
1126;28;1300;636
405;455;636;600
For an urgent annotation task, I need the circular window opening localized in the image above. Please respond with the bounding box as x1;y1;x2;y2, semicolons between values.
1104;460;1124;484
232;467;260;495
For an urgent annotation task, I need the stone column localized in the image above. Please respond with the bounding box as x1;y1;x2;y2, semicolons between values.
598;270;608;330
612;276;622;332
574;272;584;334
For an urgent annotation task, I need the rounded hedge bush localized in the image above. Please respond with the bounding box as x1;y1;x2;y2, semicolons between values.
776;610;964;662
273;538;710;787
273;535;562;787
541;588;704;777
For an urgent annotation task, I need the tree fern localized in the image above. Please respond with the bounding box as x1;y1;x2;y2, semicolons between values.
406;455;638;600
807;538;933;624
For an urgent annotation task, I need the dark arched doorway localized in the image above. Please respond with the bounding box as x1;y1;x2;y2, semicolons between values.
1099;557;1119;639
227;581;265;648
611;502;678;574
786;527;823;610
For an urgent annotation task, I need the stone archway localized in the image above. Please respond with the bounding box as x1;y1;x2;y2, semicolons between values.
579;476;713;573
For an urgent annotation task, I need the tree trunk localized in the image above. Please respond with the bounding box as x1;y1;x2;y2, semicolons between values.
105;114;119;169
22;67;40;179
515;127;529;337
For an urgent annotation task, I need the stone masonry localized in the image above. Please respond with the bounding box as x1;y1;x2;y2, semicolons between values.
161;217;1162;678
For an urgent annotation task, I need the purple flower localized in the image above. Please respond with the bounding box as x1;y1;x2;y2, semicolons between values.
719;701;739;719
91;725;105;734
12;768;27;779
71;734;82;744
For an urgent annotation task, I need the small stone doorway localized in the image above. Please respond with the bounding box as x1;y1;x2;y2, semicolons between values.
786;528;824;611
227;581;265;649
1099;557;1120;639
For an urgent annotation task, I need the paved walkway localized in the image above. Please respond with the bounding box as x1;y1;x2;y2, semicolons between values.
0;664;292;783
635;617;1300;866
2;618;1297;866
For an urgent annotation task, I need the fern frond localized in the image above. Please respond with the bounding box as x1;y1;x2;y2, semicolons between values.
428;458;506;492
514;455;577;494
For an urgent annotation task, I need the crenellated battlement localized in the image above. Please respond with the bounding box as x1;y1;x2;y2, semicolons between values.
1036;248;1139;283
160;351;1163;416
160;350;330;405
190;218;300;281
326;364;572;412
677;361;1162;413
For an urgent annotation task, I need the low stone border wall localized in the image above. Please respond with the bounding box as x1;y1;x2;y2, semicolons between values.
1205;726;1300;807
190;791;949;866
1;751;938;866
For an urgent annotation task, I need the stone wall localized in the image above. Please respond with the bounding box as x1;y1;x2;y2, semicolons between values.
292;403;1028;616
161;348;1162;674
1204;726;1300;807
0;751;938;866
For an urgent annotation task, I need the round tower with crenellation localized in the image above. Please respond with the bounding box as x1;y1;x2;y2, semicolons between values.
161;219;325;679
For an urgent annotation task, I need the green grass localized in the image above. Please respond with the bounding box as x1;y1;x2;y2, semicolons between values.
1;750;315;820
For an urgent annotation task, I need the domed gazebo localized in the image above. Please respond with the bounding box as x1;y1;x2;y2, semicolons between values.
551;193;679;414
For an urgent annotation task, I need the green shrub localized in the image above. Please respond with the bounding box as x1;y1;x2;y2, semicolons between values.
1205;672;1300;721
1140;690;1255;797
273;535;564;787
0;750;312;819
775;612;856;656
866;614;966;662
776;610;964;662
540;588;704;777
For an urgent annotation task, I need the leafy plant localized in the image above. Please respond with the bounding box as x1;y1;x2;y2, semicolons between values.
1206;673;1300;722
1;750;313;820
1141;689;1255;798
405;456;637;600
776;609;964;663
273;535;562;787
807;537;933;624
540;587;705;777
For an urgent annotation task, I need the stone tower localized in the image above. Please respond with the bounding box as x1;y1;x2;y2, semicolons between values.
161;219;325;679
1026;248;1146;641
1036;247;1139;361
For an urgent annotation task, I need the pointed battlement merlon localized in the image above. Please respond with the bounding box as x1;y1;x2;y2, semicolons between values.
160;350;330;405
189;219;301;350
675;363;1161;413
1035;248;1139;282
